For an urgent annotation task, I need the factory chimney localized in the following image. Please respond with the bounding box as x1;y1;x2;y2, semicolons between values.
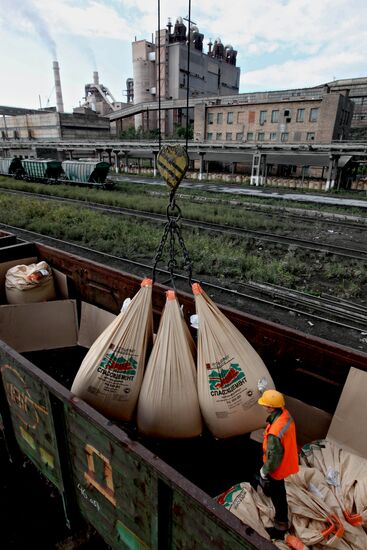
93;71;99;85
52;60;64;113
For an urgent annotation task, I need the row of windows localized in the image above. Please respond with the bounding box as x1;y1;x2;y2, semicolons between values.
206;131;316;142
207;107;320;125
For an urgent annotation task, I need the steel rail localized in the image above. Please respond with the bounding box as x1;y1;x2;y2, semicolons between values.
1;222;365;336
1;187;366;261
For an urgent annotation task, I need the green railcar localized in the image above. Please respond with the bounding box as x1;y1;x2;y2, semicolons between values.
0;157;24;176
21;159;63;181
61;161;112;187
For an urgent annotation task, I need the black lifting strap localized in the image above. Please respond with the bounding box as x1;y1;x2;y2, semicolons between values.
152;190;193;290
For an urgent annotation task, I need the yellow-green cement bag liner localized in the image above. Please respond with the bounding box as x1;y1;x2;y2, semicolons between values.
5;261;56;304
193;283;274;438
71;278;153;421
137;290;202;438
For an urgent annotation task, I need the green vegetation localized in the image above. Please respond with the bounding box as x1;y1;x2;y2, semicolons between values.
0;175;366;222
0;193;365;300
118;126;160;140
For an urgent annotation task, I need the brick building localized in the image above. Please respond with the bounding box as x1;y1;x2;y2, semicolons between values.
193;86;354;144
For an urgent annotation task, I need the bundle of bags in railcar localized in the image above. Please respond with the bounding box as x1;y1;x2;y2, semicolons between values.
72;280;274;438
5;261;56;304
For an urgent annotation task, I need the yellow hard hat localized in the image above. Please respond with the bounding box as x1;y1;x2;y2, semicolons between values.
258;390;285;408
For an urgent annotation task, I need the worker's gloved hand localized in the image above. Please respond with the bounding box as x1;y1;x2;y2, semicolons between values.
259;467;272;496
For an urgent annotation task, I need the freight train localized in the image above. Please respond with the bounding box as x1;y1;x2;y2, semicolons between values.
0;239;366;549
0;157;114;189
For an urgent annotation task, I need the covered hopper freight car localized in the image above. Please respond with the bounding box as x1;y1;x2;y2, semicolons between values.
0;157;114;188
0;157;24;177
0;241;366;549
61;160;114;188
21;158;64;182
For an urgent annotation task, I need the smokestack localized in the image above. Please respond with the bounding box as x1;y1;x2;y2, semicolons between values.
52;61;64;113
93;71;99;85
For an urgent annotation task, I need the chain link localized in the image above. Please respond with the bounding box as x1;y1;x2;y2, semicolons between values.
152;191;193;288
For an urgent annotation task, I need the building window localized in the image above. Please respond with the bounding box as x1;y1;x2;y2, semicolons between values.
259;110;267;124
236;132;243;141
293;131;302;141
207;132;213;141
257;132;265;141
270;132;277;141
208;113;214;124
281;132;289;142
296;109;305;122
306;132;315;141
309;108;319;122
227;112;234;124
226;132;232;141
217;112;223;124
237;111;245;123
247;132;254;141
216;132;222;140
271;110;279;123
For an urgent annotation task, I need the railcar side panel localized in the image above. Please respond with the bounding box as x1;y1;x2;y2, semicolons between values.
65;404;158;549
0;354;64;491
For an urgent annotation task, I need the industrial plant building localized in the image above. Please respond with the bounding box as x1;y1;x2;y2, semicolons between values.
0;109;110;142
131;16;240;134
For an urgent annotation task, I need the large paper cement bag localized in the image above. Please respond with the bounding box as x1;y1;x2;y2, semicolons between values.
192;283;274;438
71;278;153;421
300;440;367;528
286;466;367;549
5;261;56;304
216;482;306;549
137;290;202;438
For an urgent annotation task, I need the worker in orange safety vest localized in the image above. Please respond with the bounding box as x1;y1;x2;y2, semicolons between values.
257;389;299;540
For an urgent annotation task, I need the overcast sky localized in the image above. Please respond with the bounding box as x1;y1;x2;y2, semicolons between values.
0;0;366;112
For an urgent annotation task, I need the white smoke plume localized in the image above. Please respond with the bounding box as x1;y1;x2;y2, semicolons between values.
0;0;57;59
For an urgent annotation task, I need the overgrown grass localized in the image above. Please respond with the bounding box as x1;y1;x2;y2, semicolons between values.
0;194;366;300
1;175;366;221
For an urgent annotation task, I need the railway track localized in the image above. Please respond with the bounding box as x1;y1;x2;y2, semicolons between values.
1;187;367;261
1;223;366;352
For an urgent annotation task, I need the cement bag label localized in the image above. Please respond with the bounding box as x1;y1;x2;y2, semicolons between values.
93;345;138;400
207;355;257;413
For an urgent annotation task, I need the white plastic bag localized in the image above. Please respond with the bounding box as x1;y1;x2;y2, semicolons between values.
5;261;56;304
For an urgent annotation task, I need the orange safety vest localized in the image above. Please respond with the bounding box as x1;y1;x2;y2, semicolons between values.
262;408;299;480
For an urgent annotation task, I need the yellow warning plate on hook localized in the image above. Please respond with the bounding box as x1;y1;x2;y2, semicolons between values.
157;144;189;191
